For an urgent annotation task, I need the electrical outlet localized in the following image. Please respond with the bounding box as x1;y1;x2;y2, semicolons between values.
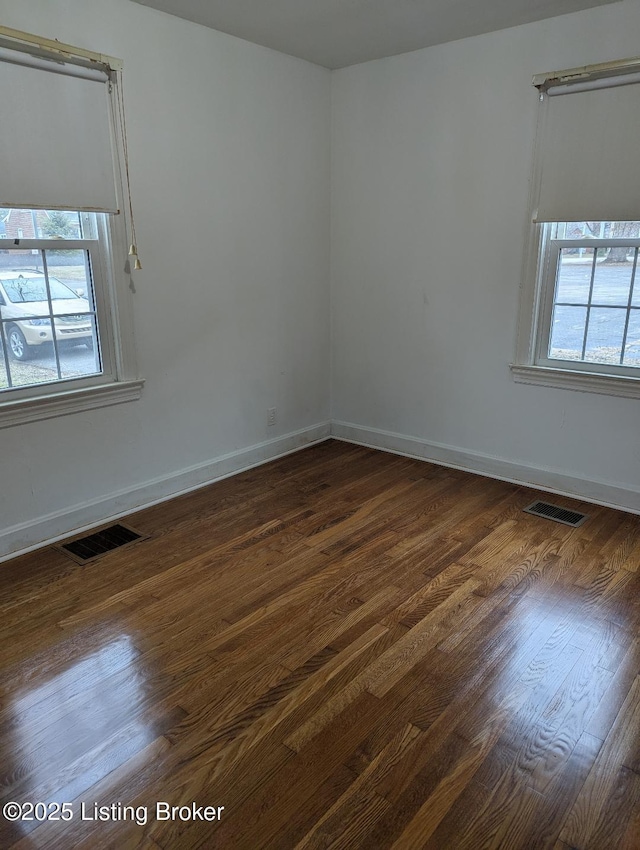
267;407;277;427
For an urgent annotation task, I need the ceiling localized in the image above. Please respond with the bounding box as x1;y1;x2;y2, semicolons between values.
130;0;621;69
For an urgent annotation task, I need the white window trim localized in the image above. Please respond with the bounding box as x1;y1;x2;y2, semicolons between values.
512;223;640;400
0;34;143;429
512;57;640;399
0;379;144;428
537;235;640;374
0;24;122;73
0;215;143;428
510;364;640;400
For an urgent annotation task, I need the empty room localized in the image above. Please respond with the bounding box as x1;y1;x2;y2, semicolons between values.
0;0;639;847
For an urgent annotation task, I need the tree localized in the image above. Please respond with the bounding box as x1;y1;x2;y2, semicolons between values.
582;221;640;263
606;221;639;263
41;211;77;239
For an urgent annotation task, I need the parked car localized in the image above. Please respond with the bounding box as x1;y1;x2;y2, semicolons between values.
0;270;93;361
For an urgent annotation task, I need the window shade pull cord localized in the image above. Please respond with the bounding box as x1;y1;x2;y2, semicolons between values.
114;71;141;270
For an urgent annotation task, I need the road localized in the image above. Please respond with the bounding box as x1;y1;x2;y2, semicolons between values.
28;342;98;377
550;260;640;365
0;342;98;390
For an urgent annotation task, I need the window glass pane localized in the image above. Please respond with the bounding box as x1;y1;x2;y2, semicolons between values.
59;315;101;380
537;222;640;373
0;316;100;390
551;221;640;240
0;322;56;388
555;248;594;305
0;209;83;240
584;307;627;365
0;233;103;392
604;221;640;239
45;249;97;313
623;310;640;367
42;211;83;239
549;305;587;361
0;199;124;407
591;247;633;305
45;249;100;379
2;273;78;305
632;262;640;309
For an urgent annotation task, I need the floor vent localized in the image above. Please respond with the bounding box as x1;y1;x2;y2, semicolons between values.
523;501;588;528
59;524;143;563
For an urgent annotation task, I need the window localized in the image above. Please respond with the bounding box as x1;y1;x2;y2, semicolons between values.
538;221;640;373
512;59;640;399
1;211;108;391
0;28;142;427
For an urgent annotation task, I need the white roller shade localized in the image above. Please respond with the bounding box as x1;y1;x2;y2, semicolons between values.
535;80;640;223
0;54;118;213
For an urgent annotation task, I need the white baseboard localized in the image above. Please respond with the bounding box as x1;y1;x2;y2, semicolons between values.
0;422;331;563
331;420;640;516
4;416;638;564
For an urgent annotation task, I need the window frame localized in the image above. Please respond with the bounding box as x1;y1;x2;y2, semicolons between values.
513;57;640;399
537;230;640;375
0;234;111;395
0;212;142;428
512;222;640;400
0;33;143;429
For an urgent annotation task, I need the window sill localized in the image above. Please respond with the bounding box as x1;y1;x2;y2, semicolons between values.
0;378;144;429
510;364;640;400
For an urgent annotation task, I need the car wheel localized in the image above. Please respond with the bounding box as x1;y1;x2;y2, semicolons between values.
7;325;32;361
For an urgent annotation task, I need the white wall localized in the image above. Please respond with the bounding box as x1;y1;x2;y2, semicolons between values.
0;0;331;557
3;0;640;560
331;0;640;510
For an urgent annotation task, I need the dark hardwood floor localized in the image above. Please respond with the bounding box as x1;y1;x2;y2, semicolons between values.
1;439;639;849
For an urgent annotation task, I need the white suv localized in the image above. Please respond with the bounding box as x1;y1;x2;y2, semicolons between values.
0;270;93;361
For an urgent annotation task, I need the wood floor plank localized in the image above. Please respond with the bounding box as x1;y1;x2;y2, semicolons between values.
2;439;638;849
559;674;640;849
388;717;507;850
292;724;420;849
260;764;358;850
512;731;602;850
